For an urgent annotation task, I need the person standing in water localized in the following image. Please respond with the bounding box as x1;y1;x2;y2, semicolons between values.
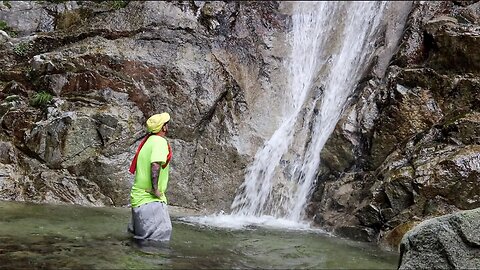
128;112;173;242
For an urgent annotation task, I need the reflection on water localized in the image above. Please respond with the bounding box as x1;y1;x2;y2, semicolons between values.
0;201;398;269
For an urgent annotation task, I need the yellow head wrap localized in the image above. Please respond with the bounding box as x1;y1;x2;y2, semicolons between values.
146;112;170;133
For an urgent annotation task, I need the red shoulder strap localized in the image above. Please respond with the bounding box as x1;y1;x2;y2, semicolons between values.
128;134;151;174
129;134;172;173
162;143;172;169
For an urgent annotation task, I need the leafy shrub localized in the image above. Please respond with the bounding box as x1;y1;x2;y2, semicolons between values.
2;1;11;8
111;0;129;9
0;19;17;37
30;91;53;108
13;42;32;56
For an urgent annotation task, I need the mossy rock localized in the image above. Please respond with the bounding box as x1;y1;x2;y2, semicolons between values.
381;221;420;250
56;10;83;30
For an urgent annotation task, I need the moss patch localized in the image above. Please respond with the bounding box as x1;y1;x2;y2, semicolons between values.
13;42;33;56
383;221;419;250
0;20;17;37
57;10;83;30
30;91;53;108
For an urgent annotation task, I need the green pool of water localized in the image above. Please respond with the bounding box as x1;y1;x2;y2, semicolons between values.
0;201;398;269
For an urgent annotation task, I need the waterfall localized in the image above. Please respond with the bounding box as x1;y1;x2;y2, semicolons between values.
230;1;389;222
180;1;410;230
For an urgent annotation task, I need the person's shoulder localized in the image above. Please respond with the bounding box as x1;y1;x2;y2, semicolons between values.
151;135;168;144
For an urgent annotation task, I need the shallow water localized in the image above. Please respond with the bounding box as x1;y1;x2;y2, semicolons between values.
0;201;398;269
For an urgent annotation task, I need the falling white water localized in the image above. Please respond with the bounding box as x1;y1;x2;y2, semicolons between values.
183;1;402;230
231;1;388;221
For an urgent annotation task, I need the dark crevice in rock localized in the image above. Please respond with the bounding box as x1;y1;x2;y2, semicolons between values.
194;90;228;136
130;131;147;144
452;1;480;7
61;146;99;166
166;25;199;36
63;96;105;106
95;128;105;147
227;3;240;32
136;35;176;43
137;24;202;44
211;52;246;104
422;30;438;62
191;52;244;137
438;237;457;270
218;3;241;36
448;216;480;248
14;144;47;165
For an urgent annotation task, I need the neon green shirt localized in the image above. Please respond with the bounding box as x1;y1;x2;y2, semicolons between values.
130;135;170;208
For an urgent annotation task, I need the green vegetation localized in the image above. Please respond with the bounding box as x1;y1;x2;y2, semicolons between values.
2;1;11;8
78;0;129;9
57;10;82;30
25;66;35;79
13;42;32;56
0;20;7;30
30;91;53;108
111;0;129;9
0;20;17;37
5;95;19;102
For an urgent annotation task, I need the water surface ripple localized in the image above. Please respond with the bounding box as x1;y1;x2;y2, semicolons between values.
0;201;398;269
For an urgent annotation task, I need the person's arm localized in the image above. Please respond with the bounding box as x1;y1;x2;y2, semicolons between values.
151;162;163;198
158;164;168;194
149;137;168;198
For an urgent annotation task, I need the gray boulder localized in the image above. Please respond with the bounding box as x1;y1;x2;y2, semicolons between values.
398;208;480;270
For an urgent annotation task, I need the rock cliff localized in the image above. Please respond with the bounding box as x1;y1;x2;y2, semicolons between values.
0;1;290;210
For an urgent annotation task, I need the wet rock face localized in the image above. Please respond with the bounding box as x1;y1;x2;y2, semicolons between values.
0;1;289;210
392;1;452;68
0;134;111;206
311;0;480;248
425;15;480;74
398;208;480;270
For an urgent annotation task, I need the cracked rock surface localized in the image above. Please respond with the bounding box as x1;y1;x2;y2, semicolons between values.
0;1;289;211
